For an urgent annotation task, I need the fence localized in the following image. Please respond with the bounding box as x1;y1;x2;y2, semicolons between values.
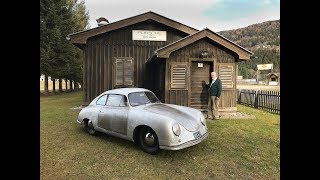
237;89;280;114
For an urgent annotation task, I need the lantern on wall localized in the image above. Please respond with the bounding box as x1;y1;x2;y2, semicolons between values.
200;50;208;58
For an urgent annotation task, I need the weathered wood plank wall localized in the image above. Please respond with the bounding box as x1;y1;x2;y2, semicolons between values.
82;21;189;104
165;38;237;111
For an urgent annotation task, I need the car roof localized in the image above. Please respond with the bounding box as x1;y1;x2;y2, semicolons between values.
103;88;151;96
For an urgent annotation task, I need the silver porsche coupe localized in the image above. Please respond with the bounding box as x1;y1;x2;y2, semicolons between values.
77;88;208;154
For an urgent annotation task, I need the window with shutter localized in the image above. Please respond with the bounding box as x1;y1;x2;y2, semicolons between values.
124;59;133;85
115;58;134;87
115;60;124;85
218;64;234;89
170;63;187;90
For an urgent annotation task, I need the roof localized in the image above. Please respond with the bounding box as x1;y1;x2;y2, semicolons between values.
154;28;253;60
68;11;198;46
267;73;280;78
103;88;151;96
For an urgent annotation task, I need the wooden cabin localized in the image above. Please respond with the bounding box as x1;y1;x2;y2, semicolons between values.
267;73;280;86
68;11;253;113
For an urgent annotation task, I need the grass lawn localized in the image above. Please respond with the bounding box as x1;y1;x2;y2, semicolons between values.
40;91;280;179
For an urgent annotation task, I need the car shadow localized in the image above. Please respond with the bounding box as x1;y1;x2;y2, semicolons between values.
76;126;208;156
76;126;140;151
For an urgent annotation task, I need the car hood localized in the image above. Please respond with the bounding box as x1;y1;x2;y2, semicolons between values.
143;103;199;132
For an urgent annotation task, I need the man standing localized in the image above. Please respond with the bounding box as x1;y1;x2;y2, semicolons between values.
207;72;222;120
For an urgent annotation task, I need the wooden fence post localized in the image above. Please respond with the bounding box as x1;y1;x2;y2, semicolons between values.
237;89;279;114
254;90;259;108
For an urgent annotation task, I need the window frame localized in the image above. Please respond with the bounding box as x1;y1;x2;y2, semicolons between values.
105;94;128;107
218;64;234;90
169;62;188;90
96;94;108;106
114;57;134;88
128;91;160;107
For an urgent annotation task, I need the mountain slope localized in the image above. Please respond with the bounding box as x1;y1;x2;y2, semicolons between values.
217;20;280;79
219;20;280;52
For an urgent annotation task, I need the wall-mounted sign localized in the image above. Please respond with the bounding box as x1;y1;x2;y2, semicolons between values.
132;30;167;41
198;63;203;67
257;64;273;70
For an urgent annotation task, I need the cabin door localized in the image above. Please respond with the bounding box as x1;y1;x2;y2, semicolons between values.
190;61;211;111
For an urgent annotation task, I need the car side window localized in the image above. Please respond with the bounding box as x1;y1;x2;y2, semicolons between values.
96;94;108;105
106;94;127;107
119;96;128;107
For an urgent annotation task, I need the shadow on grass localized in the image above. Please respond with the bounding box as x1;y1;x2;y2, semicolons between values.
75;125;209;157
76;126;140;151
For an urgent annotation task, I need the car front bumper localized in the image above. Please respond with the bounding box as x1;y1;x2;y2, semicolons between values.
159;132;208;150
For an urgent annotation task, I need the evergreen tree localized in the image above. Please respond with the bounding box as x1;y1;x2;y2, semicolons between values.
40;0;89;93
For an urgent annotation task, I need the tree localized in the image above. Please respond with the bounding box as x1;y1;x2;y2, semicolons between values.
40;0;55;94
40;0;89;93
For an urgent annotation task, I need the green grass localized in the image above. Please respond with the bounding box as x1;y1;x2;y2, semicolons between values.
40;91;280;179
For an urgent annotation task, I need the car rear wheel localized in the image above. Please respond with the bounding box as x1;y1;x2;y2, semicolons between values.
138;126;159;155
84;120;96;135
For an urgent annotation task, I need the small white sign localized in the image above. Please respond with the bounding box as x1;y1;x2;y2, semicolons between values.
269;81;278;86
132;30;167;41
257;64;273;70
198;63;203;67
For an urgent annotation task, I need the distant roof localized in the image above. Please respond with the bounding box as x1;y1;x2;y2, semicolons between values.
267;73;280;78
154;28;253;60
68;11;198;46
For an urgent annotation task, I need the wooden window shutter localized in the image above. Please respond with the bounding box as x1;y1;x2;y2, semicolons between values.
124;59;133;86
218;64;234;89
170;63;187;90
115;59;124;85
115;58;134;86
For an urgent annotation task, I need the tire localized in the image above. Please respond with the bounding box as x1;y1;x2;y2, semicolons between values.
84;120;96;135
138;126;159;155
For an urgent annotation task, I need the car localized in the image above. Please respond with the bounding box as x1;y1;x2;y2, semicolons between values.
77;88;208;154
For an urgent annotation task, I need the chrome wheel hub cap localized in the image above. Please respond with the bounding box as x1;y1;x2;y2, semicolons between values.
88;120;94;129
144;132;155;146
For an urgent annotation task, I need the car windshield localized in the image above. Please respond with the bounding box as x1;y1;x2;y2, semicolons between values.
128;91;160;107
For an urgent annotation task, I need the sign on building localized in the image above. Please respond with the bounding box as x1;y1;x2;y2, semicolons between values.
132;30;167;41
257;64;273;70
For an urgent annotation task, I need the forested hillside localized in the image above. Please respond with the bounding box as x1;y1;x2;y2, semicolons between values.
218;20;280;79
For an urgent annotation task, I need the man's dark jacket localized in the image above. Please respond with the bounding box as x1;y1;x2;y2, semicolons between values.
208;78;222;97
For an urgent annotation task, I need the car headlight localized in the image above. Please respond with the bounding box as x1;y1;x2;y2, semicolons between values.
172;123;181;136
200;115;206;126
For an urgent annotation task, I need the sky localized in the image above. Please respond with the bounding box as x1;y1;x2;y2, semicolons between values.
84;0;280;32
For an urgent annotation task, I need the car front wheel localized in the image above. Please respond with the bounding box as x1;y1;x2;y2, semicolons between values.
138;126;159;155
84;120;96;135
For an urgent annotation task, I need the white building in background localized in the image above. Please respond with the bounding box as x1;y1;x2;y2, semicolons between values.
40;74;81;88
40;74;57;81
40;74;51;81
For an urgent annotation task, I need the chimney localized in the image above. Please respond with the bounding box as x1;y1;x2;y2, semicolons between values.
96;17;109;26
